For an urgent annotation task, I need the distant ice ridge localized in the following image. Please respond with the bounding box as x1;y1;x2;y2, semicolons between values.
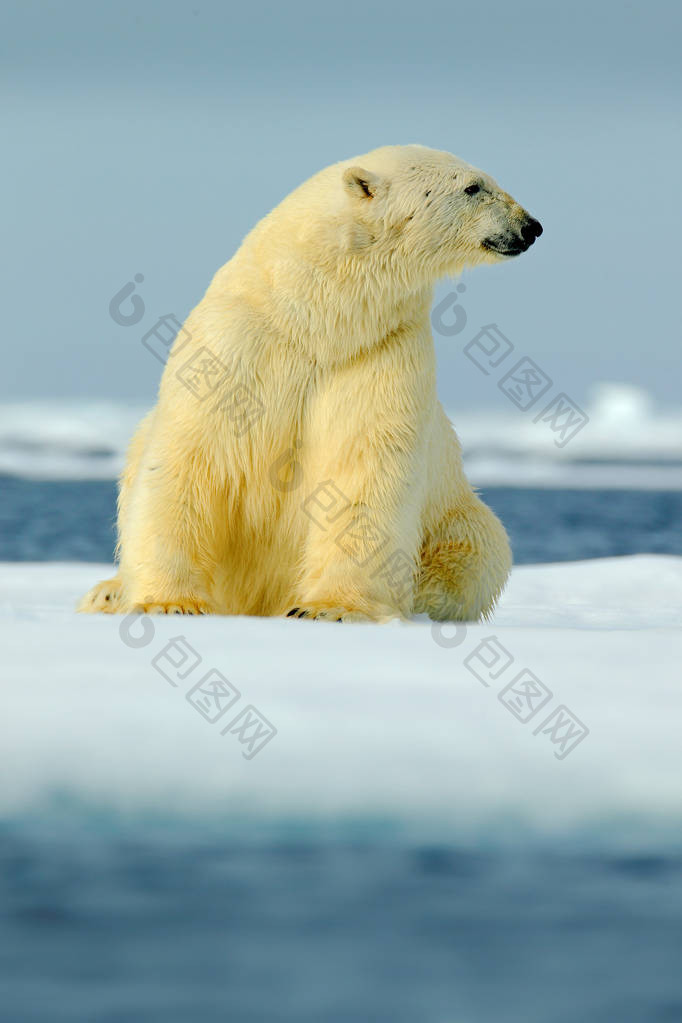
0;401;145;480
0;384;680;487
455;383;682;489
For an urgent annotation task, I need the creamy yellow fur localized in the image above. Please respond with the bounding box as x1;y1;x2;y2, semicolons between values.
79;144;541;622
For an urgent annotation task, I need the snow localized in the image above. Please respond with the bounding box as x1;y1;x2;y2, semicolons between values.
1;383;680;487
1;556;681;845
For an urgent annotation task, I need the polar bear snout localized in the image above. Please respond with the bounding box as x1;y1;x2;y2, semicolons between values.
483;212;543;257
520;216;543;247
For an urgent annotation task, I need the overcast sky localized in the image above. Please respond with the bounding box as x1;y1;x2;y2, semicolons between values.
2;0;681;411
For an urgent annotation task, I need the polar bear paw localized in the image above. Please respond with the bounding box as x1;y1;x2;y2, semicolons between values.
77;577;123;613
285;604;393;623
133;600;209;615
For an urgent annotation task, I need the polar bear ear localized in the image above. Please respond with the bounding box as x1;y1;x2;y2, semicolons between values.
342;166;383;199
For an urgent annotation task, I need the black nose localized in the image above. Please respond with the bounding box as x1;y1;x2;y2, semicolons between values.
521;217;543;246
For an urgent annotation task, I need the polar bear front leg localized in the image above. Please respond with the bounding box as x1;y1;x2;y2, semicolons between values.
117;442;217;615
286;336;433;623
288;462;424;623
77;411;153;614
287;501;419;623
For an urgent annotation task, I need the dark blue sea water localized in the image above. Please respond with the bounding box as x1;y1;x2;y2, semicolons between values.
1;476;682;564
1;478;681;1022
2;815;681;1023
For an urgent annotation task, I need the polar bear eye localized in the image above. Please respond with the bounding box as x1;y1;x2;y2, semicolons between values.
464;183;481;196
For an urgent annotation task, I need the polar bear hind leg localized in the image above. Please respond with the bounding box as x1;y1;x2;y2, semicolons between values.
415;495;512;621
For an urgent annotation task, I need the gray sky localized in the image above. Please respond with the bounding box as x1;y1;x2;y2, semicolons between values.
2;0;680;410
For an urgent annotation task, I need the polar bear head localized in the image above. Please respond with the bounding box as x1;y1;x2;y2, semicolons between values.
333;144;542;284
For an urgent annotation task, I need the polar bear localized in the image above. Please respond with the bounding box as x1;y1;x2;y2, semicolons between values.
79;145;542;622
